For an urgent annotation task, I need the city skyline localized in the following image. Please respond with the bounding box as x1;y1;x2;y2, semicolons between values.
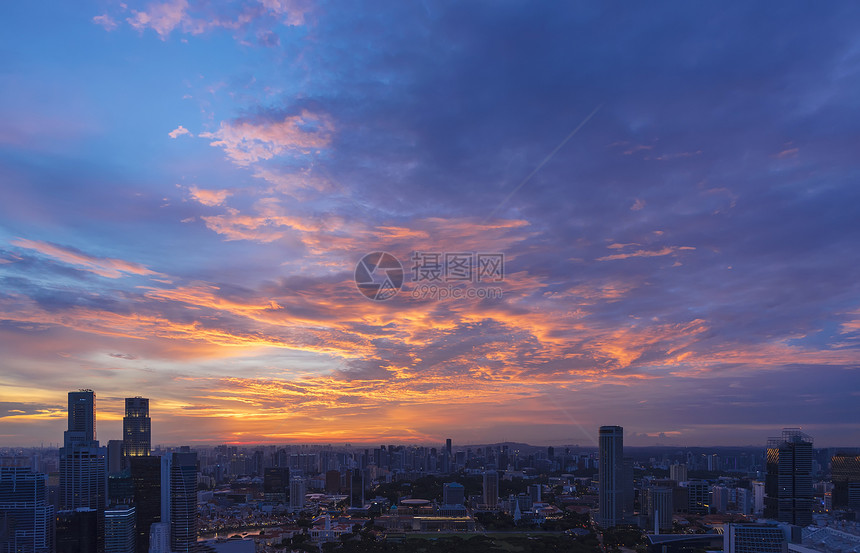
2;3;860;448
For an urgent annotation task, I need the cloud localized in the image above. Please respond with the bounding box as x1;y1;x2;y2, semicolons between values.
596;246;695;261
200;110;335;166
630;198;646;211
187;185;231;207
92;14;118;31
127;0;190;39
168;125;192;138
10;239;160;279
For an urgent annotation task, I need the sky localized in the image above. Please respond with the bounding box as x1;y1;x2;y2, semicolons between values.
1;1;859;448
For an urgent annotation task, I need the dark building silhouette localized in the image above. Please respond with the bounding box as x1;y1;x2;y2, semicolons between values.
129;456;161;553
765;429;813;526
0;464;53;553
598;425;624;528
56;508;97;553
831;453;860;510
163;452;197;552
59;390;106;553
263;467;289;502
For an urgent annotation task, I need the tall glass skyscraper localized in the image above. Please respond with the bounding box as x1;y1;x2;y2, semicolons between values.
59;390;106;553
122;397;151;459
765;428;813;526
160;452;197;553
0;463;53;553
598;425;624;528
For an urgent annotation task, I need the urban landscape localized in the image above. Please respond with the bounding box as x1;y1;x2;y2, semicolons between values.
1;390;859;552
2;1;860;553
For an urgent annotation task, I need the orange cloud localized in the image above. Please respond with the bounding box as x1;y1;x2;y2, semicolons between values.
11;239;160;279
200;110;334;165
188;185;231;207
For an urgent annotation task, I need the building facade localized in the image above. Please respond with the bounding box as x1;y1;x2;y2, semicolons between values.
598;425;624;527
765;429;813;526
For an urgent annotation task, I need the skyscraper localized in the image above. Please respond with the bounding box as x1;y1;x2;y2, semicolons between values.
59;390;106;553
831;453;860;510
104;505;135;553
598;425;624;528
765;429;813;526
482;471;499;508
289;477;305;511
669;463;688;484
160;452;197;553
0;464;53;553
129;456;161;553
122;398;151;459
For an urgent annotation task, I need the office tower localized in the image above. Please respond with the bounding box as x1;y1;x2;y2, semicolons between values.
737;488;752;515
483;471;499;508
831;453;860;510
765;429;813;526
147;523;169;553
263;467;289;502
598;425;624;527
646;487;673;532
446;439;452;456
56;508;97;553
161;452;197;553
723;524;788;553
711;485;729;513
108;469;135;506
669;463;688;484
349;470;364;508
59;390;106;553
123;398;151;459
105;505;135;553
108;441;124;474
622;456;634;515
684;481;709;514
0;464;52;553
753;481;765;514
289;477;305;511
443;483;465;506
129;456;161;553
528;484;541;504
68;390;97;441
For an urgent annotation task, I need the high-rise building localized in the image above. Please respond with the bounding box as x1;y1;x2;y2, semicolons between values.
108;440;124;474
67;390;97;442
263;467;289;503
831;453;860;510
482;471;499;508
59;390;106;553
765;429;813;526
753;481;765;515
0;464;53;553
289;477;305;511
147;522;169;553
711;485;729;513
598;425;624;528
723;524;788;553
56;508;98;553
646;487;673;531
123;398;151;459
160;452;197;553
105;505;135;553
129;456;161;553
669;463;688;484
683;481;709;515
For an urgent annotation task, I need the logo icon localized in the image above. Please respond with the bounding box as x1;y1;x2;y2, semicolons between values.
355;252;404;301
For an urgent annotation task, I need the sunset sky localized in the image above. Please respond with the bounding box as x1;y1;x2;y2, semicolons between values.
1;2;859;448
